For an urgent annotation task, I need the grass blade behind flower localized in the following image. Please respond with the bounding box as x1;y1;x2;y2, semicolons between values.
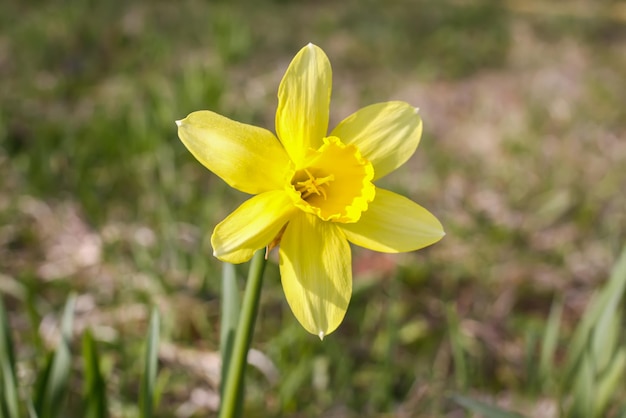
140;307;160;418
564;246;626;382
450;394;525;418
33;294;76;418
563;246;626;417
538;297;563;389
0;296;20;418
82;330;108;418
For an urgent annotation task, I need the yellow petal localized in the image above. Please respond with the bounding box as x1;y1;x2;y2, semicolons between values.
279;212;351;338
339;188;444;252
177;111;290;194
212;191;297;264
276;43;331;167
331;102;422;180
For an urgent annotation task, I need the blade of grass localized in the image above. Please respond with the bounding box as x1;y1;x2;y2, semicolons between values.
32;354;53;416
34;294;76;418
140;307;160;418
446;305;467;389
539;297;563;387
569;351;594;418
617;398;626;418
82;330;108;418
0;296;20;418
594;347;626;417
564;246;626;384
24;291;44;355
591;246;626;368
561;247;626;416
450;394;525;418
523;326;540;393
26;398;38;418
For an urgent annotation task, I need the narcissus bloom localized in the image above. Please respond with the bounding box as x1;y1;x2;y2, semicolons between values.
177;43;444;339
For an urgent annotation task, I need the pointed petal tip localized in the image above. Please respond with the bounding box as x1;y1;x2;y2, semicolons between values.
175;119;182;127
436;222;446;238
318;331;325;341
414;107;420;114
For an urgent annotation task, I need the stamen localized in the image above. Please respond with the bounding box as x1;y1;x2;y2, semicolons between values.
294;169;335;201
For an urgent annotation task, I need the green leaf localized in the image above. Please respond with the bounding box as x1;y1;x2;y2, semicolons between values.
594;348;626;417
591;247;626;368
82;330;108;418
450;394;526;418
562;247;626;417
569;351;594;418
564;246;626;384
0;296;20;418
140;307;160;418
616;398;626;418
26;398;38;418
34;294;76;418
539;297;562;386
446;305;468;389
522;325;540;393
32;353;53;416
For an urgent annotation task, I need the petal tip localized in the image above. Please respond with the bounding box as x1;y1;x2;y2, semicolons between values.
414;107;420;114
318;331;325;341
175;119;183;127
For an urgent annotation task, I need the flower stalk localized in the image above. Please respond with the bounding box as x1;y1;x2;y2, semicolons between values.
218;249;267;418
220;263;240;398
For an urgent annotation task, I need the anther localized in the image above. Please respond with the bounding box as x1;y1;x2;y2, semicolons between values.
294;170;334;201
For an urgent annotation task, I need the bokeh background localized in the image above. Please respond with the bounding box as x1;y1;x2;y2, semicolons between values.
2;0;626;416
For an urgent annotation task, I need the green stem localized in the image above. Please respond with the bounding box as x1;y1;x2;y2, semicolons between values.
218;249;267;418
220;262;240;399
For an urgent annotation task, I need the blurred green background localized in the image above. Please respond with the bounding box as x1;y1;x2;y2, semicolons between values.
1;0;626;416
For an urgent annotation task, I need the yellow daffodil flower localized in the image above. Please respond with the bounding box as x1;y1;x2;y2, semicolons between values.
176;43;444;339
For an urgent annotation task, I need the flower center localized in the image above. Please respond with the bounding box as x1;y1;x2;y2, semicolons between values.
294;169;335;200
288;136;375;223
